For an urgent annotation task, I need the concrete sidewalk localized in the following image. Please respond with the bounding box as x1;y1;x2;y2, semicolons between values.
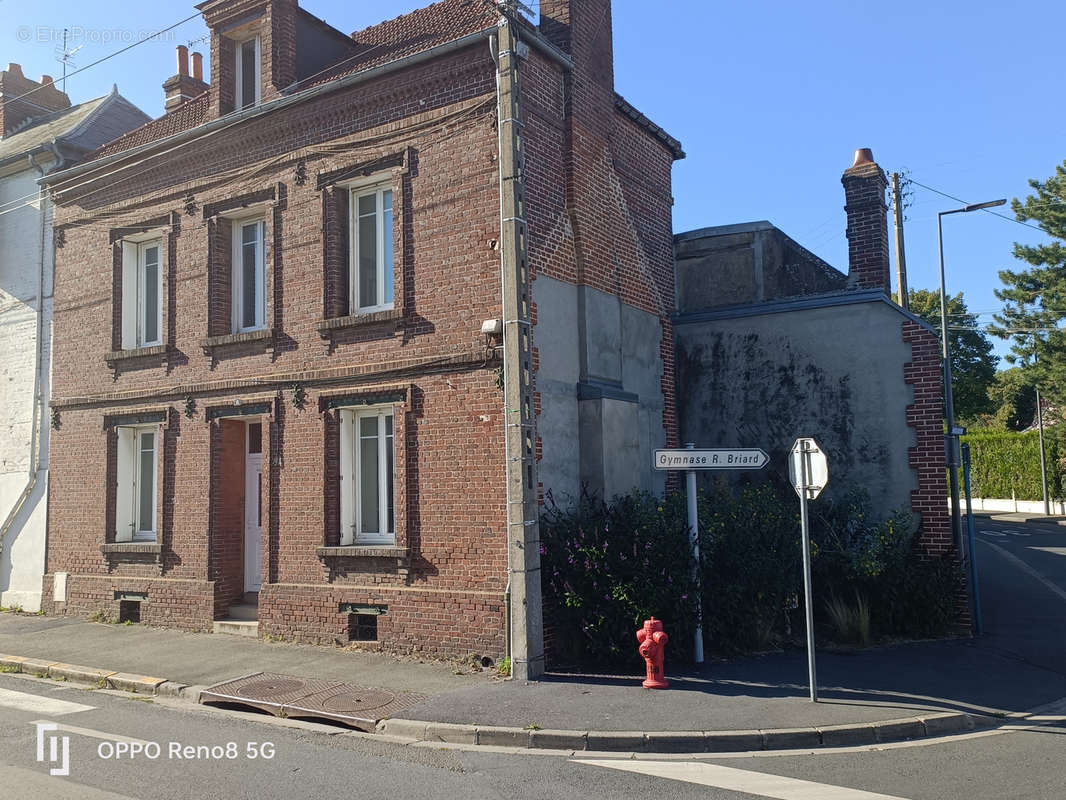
1;519;1063;753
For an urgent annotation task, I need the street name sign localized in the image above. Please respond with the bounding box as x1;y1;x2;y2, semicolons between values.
653;448;769;471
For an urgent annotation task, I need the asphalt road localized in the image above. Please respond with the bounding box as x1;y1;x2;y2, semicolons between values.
0;515;1062;800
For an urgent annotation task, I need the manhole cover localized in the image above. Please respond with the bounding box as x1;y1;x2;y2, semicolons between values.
236;678;308;699
200;672;427;731
319;688;396;713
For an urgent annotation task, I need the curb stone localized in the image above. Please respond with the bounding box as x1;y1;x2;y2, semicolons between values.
0;653;164;695
380;709;993;753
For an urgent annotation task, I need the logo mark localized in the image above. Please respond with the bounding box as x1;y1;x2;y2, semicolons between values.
36;723;70;776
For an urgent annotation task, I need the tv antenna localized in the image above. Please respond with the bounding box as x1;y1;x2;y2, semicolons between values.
54;29;83;93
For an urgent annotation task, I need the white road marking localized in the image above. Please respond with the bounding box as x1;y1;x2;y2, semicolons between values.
576;760;911;799
0;687;95;717
982;540;1066;604
1028;546;1066;557
29;720;153;745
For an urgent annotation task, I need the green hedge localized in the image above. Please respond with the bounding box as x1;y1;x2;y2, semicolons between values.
541;486;962;669
962;431;1062;500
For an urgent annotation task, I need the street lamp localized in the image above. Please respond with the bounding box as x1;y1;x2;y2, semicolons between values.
938;198;1006;554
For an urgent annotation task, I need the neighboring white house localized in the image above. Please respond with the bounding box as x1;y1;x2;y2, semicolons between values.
0;64;148;610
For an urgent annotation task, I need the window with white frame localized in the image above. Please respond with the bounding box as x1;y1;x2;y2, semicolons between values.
120;238;163;349
234;36;261;111
232;217;266;333
349;181;394;312
115;425;158;542
339;406;395;545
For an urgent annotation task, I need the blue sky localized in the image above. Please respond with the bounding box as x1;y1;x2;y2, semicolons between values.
3;0;1062;366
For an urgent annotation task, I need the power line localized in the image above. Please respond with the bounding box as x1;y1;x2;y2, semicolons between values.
906;178;1049;235
1;12;202;110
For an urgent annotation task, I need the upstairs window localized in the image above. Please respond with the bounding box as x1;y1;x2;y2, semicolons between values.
350;181;394;312
120;238;163;349
235;36;261;110
115;426;158;543
232;217;265;333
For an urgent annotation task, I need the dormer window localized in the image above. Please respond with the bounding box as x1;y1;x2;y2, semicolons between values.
235;36;260;110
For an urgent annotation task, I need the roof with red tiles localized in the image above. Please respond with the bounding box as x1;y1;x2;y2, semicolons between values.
80;0;499;163
297;0;499;89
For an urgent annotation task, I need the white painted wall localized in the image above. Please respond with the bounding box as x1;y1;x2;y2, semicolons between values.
0;160;53;611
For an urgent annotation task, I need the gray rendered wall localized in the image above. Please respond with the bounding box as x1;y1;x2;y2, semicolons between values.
534;275;666;506
675;300;917;521
676;223;847;311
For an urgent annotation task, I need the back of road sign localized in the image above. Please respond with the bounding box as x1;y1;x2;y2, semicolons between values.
789;438;828;500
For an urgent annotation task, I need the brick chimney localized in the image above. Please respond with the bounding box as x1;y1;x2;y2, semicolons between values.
539;0;614;93
163;46;208;112
842;148;891;294
0;62;71;137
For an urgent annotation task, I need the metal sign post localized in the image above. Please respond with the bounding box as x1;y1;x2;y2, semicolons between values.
654;445;769;663
788;437;828;703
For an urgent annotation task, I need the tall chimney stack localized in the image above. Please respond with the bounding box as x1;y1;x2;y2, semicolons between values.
0;62;71;136
163;46;208;113
842;148;891;294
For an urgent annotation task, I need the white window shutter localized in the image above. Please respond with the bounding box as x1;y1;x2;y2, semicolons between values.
115;427;135;542
339;410;355;545
120;241;138;349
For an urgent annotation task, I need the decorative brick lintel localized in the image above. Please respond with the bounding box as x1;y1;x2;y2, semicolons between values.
317;309;403;337
200;328;275;355
105;344;168;365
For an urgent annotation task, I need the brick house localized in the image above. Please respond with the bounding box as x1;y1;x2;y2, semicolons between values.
674;149;951;556
0;66;147;612
41;0;682;678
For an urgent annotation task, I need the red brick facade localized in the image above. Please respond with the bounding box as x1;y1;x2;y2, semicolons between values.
41;0;680;662
902;319;952;554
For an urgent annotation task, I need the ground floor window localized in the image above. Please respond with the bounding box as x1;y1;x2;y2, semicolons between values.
339;406;395;545
115;425;157;542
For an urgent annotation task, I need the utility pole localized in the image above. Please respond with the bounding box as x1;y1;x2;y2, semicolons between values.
493;16;544;681
891;173;909;310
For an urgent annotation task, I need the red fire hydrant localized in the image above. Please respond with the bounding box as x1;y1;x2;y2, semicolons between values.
636;617;669;689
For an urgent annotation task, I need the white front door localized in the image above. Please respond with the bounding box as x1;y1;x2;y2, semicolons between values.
244;451;263;593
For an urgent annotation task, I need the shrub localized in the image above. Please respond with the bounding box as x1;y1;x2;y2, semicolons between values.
540;490;697;668
697;483;801;653
541;485;964;668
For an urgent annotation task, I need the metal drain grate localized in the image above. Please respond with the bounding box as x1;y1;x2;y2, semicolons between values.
200;672;426;731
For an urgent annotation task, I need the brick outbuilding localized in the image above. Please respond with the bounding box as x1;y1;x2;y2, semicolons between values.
41;0;682;678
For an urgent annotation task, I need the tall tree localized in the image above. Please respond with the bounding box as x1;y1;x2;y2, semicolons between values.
993;160;1066;406
908;288;997;421
979;367;1038;432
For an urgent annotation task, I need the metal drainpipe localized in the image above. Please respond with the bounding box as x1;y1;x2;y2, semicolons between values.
0;150;50;565
490;29;514;670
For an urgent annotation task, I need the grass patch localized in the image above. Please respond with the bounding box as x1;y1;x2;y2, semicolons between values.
0;665;20;673
824;591;871;646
